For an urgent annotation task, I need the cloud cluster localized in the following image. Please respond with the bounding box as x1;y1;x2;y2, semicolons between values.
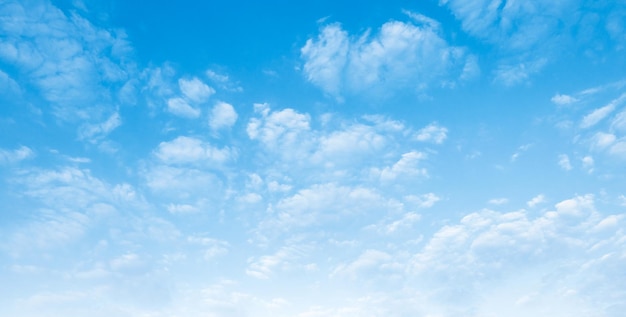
0;0;133;124
301;16;476;99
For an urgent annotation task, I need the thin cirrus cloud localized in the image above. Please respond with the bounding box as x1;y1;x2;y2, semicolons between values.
440;0;624;85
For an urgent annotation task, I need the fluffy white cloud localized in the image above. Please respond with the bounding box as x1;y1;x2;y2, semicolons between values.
377;151;428;182
301;18;474;98
178;77;214;103
551;93;578;105
300;24;348;98
154;136;233;165
414;122;448;144
167;97;201;118
527;194;546;208
558;154;572;171
591;132;617;149
247;103;312;158
404;193;440;209
209;101;238;131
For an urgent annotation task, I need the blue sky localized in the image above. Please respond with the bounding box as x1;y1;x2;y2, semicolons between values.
1;0;626;316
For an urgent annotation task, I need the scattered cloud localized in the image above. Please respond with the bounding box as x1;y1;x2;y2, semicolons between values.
0;0;134;123
377;151;428;182
551;93;578;106
582;155;594;173
178;77;215;103
167;97;201;118
209;101;238;131
154;136;234;165
414;123;448;144
527;194;546;208
78;111;121;143
488;198;508;205
0;146;34;164
558;154;572;171
301;19;475;99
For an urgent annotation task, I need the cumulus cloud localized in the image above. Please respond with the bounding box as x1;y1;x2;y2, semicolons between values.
167;97;201;118
377;151;428;182
405;193;440;208
209;101;238;131
247;103;312;157
154;136;233;165
527;194;546;208
178;77;214;103
301;18;475;99
551;93;578;105
414;123;448;144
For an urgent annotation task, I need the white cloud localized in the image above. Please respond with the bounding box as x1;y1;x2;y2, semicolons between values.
178;77;214;103
0;146;34;164
580;93;626;128
167;97;201;118
187;236;230;259
259;183;396;234
372;212;422;235
378;151;428;182
494;59;546;86
0;0;133;123
78;112;121;142
488;198;509;205
300;24;349;98
247;104;312;157
591;132;617;149
154;136;233;165
511;143;533;162
527;194;546;208
205;69;242;92
558;154;572;171
301;20;474;98
331;249;392;278
404;193;440;208
551;93;578;105
581;104;616;129
414;122;448;144
246;244;309;279
609;140;626;158
313;123;387;165
612;110;626;133
209;101;238;131
582;155;594;173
